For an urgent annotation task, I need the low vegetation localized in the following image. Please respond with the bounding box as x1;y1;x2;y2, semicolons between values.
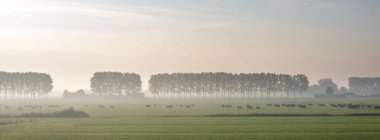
0;108;89;118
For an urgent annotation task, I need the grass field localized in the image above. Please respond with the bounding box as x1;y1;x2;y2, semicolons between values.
1;98;380;140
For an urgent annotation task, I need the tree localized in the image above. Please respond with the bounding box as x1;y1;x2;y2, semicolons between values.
0;71;53;100
349;77;380;96
76;89;85;94
148;72;309;99
339;87;349;94
283;74;295;98
296;74;309;98
326;87;334;95
90;72;142;96
318;78;338;93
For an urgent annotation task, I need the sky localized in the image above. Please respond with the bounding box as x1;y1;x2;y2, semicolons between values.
0;0;379;93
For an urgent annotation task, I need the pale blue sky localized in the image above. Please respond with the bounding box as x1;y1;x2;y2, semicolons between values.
0;0;379;92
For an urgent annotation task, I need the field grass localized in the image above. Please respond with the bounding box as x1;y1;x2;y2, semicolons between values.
0;98;380;140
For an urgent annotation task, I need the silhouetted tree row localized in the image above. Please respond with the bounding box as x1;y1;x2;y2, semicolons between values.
149;72;309;99
0;71;53;100
90;72;142;96
349;77;380;96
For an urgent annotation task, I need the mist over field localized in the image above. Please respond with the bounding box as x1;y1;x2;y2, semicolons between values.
1;0;380;140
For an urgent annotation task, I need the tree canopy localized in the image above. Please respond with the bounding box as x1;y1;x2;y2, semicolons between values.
90;72;142;96
149;72;309;99
326;87;334;95
349;77;380;96
0;71;53;100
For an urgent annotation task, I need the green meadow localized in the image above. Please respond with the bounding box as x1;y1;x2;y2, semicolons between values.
1;98;380;140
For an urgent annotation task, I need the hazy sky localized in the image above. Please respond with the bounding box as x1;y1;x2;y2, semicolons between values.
1;0;379;92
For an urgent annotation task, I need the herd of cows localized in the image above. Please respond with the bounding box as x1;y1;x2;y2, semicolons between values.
0;104;61;111
143;103;380;110
1;103;380;112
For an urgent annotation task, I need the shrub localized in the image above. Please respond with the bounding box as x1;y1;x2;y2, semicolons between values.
14;108;90;118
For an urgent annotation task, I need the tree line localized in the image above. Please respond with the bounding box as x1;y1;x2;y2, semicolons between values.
0;71;53;100
90;72;142;96
349;77;380;96
148;72;309;99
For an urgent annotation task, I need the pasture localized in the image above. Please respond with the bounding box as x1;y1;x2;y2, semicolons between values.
1;98;380;140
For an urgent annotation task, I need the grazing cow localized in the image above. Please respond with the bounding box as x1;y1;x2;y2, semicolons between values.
266;104;272;107
179;104;184;107
221;104;226;108
166;105;173;108
330;104;337;108
186;105;191;108
246;105;253;109
256;106;261;109
366;105;373;108
347;104;362;109
374;106;380;109
318;104;326;106
298;104;307;109
145;105;151;107
337;104;346;108
274;104;280;107
237;106;243;109
282;104;296;107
